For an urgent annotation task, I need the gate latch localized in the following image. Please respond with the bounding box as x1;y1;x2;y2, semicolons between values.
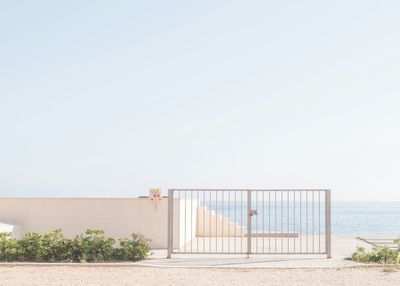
249;209;258;216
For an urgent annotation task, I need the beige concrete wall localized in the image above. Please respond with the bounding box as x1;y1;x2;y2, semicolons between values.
0;198;248;251
0;198;181;249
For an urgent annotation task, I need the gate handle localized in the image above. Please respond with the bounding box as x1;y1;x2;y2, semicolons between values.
249;209;258;216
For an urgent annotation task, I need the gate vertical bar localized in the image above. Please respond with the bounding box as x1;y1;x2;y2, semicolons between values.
184;190;186;252
247;190;252;258
167;189;173;258
325;190;332;258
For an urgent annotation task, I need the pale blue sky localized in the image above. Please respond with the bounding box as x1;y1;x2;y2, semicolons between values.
1;1;400;200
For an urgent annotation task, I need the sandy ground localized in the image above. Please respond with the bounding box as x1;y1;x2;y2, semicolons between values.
0;266;399;286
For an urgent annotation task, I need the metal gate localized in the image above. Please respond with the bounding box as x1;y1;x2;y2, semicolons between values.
167;189;331;258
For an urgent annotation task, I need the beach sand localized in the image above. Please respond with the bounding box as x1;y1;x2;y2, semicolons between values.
0;266;399;286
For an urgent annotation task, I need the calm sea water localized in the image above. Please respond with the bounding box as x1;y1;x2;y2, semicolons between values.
332;202;400;235
203;201;400;235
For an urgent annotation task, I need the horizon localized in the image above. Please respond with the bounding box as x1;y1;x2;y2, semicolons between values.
0;194;399;203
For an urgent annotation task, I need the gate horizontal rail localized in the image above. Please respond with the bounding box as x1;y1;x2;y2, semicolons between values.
167;189;331;258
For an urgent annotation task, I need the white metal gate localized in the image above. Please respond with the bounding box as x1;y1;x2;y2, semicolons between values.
167;189;331;258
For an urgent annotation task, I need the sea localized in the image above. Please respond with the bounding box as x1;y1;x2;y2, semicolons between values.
331;202;400;235
202;201;400;235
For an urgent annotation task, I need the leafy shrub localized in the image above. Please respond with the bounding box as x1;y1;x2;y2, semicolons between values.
40;229;70;262
0;229;150;263
69;229;116;262
115;233;151;261
351;240;400;266
18;232;43;261
0;232;22;261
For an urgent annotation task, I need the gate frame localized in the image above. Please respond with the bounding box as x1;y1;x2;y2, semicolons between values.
167;189;331;259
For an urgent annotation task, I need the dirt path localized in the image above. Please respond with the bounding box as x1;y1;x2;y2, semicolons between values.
0;266;399;286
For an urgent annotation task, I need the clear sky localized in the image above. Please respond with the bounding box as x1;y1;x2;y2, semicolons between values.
1;1;400;200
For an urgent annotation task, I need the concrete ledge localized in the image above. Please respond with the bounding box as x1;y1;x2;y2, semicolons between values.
247;233;299;238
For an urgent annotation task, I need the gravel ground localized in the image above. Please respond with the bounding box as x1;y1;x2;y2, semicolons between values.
0;266;399;286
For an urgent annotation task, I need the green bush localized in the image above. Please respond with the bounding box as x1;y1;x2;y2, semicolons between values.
115;233;151;261
0;232;22;261
351;241;400;266
0;229;150;263
40;229;70;262
18;232;43;261
69;229;116;262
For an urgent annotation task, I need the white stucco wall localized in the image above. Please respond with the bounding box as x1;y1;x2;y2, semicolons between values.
178;199;198;249
0;198;183;249
197;206;245;237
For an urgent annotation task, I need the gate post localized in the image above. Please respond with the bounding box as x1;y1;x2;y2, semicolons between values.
167;189;173;259
247;190;252;258
325;190;332;259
